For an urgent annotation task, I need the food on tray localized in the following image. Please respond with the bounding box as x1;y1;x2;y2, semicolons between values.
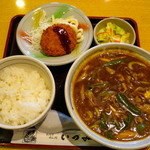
96;22;130;44
40;24;77;56
21;9;84;56
72;48;150;141
0;64;51;126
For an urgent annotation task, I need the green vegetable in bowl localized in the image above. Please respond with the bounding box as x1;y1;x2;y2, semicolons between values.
96;22;130;44
116;93;141;115
136;123;147;135
103;59;126;66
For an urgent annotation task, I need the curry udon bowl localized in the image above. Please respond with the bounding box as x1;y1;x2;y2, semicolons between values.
65;43;150;149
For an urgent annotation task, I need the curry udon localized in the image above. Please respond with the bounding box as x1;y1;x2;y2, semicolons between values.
72;48;150;141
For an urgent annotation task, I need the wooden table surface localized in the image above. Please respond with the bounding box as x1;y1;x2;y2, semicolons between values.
0;0;150;149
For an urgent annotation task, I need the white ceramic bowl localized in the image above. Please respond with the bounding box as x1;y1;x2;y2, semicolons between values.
0;55;55;130
94;17;136;45
65;43;150;150
16;2;93;66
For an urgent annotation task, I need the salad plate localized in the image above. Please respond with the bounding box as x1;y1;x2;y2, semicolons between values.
16;2;93;66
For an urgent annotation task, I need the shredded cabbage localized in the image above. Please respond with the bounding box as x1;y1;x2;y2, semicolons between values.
25;9;84;52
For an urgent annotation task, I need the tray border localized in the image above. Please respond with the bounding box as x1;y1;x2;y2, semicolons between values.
1;15;142;150
1;143;109;150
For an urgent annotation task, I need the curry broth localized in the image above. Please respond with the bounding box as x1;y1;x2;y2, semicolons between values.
72;48;150;141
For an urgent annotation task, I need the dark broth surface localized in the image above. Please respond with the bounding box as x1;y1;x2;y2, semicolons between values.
72;48;150;141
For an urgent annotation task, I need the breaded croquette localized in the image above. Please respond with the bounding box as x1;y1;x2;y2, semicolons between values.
40;24;77;56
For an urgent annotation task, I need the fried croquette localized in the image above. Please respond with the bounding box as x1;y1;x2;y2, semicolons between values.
40;24;77;56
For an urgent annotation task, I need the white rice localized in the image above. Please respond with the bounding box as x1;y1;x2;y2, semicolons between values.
0;64;51;126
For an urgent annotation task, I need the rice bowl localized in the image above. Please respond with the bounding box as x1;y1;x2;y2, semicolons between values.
0;55;55;130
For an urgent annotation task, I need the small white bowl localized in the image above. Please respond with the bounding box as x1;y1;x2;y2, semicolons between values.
16;2;93;66
65;43;150;150
94;17;136;45
0;55;55;130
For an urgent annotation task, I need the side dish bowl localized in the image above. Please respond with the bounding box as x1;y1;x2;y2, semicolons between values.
94;17;136;45
0;55;55;130
16;2;93;66
65;43;150;149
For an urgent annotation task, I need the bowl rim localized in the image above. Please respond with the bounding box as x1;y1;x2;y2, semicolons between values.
16;2;93;66
0;55;56;130
93;17;136;45
65;43;150;149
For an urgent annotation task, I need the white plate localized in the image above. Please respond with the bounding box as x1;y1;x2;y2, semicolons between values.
16;2;93;66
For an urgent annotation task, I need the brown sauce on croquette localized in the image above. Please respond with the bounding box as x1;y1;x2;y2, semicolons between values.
53;26;71;54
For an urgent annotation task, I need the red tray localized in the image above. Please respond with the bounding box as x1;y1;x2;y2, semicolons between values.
1;15;143;150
